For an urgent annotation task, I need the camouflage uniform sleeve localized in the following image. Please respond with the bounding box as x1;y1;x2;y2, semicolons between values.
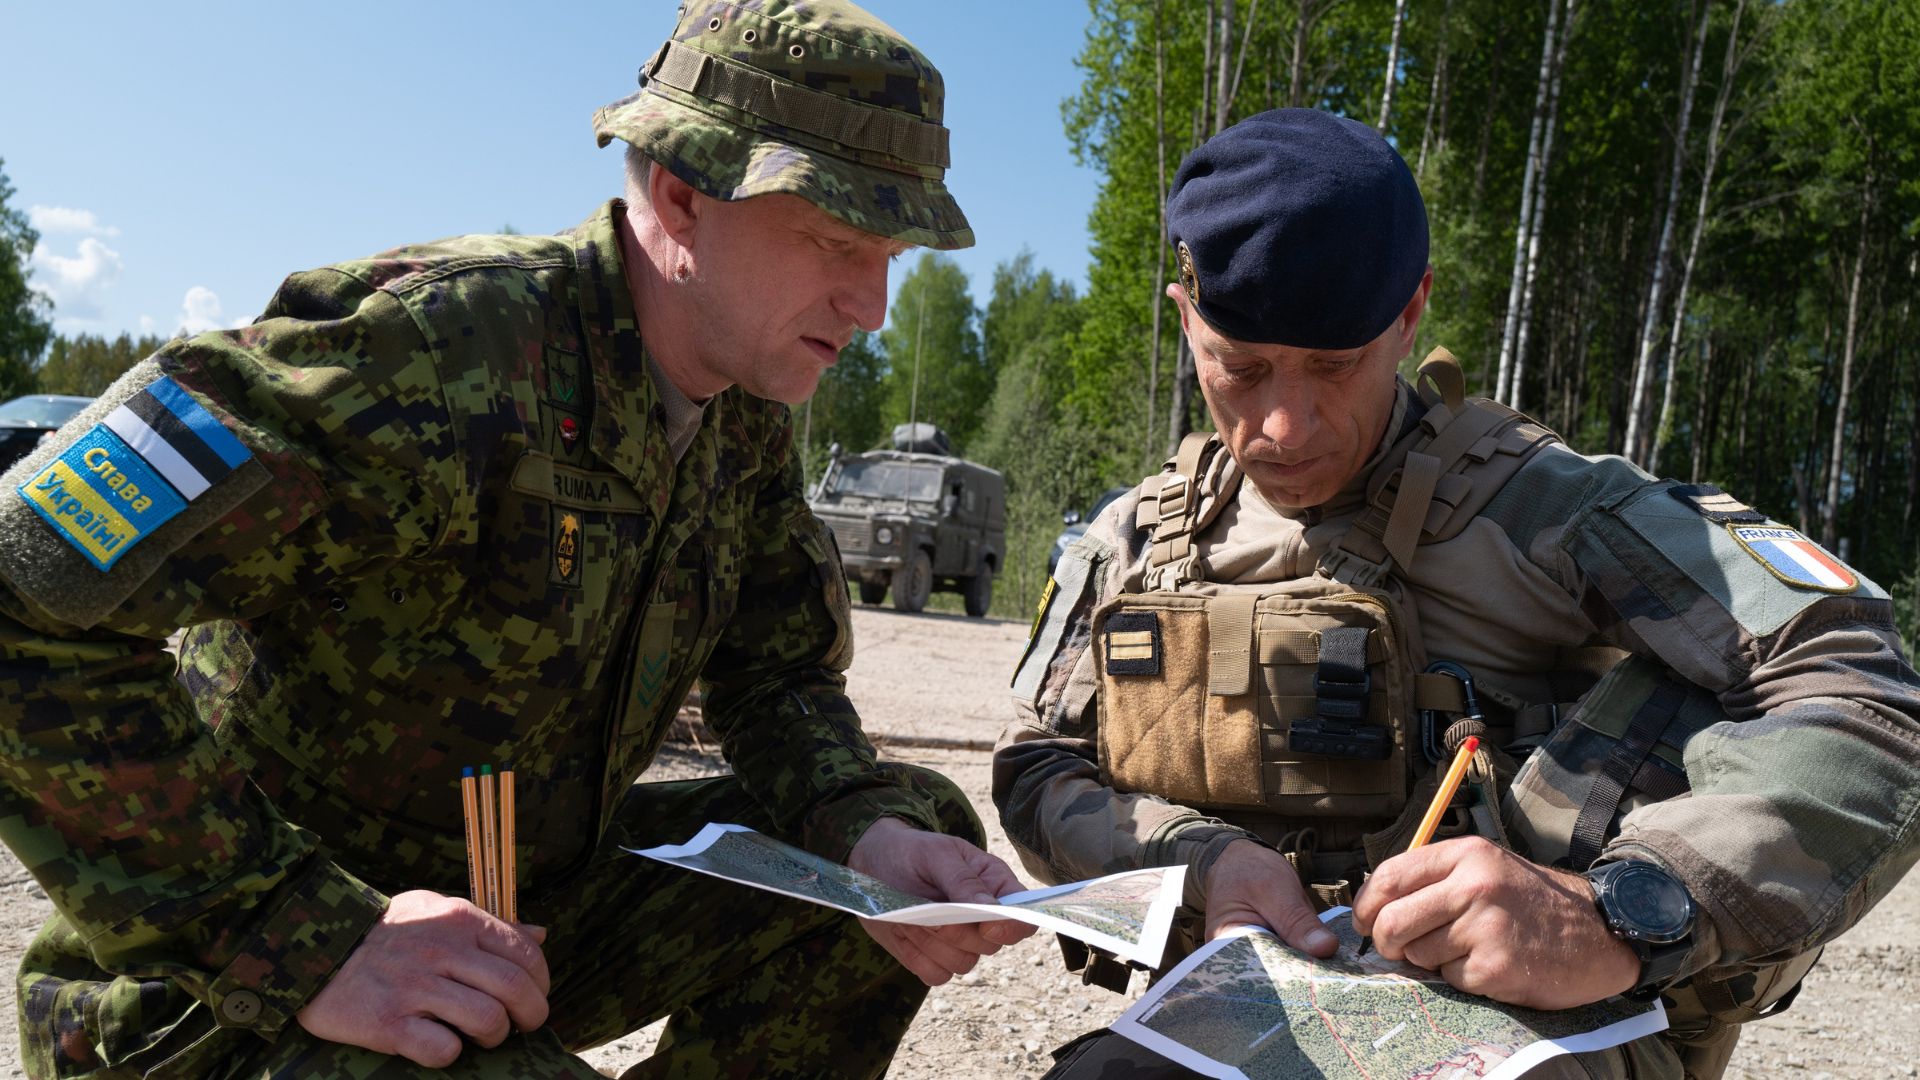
993;488;1257;909
698;410;944;863
1506;446;1920;978
0;266;459;1037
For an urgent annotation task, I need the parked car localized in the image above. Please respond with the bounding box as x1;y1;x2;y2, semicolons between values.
810;424;1006;616
0;394;91;473
1048;485;1130;575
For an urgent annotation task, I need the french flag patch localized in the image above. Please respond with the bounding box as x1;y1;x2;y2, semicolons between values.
1728;525;1858;594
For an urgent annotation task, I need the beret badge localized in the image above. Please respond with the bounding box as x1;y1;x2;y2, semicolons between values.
1177;241;1201;306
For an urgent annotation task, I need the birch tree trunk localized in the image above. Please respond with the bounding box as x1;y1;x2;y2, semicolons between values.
1288;0;1345;107
1624;0;1712;466
1378;0;1410;132
1172;0;1264;454
1146;4;1168;469
1652;0;1747;476
1690;336;1712;481
1416;0;1456;175
1509;0;1577;411
1823;170;1874;549
1494;0;1565;406
1290;0;1310;106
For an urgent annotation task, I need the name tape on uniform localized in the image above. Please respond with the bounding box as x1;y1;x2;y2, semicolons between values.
1727;525;1858;594
17;376;253;570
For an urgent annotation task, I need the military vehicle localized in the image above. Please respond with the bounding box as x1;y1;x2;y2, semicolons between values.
809;424;1005;616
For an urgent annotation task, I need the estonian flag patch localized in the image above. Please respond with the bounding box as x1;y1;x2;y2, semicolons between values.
16;376;254;570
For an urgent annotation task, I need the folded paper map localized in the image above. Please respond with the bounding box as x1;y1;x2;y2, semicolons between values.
628;822;1184;967
1112;909;1666;1080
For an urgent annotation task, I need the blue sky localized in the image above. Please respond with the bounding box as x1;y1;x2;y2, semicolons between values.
1;2;1100;341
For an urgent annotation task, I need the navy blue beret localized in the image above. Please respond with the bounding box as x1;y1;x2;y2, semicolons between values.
1166;108;1429;349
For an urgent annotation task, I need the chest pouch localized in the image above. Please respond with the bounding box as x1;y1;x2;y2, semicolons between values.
1093;577;1424;820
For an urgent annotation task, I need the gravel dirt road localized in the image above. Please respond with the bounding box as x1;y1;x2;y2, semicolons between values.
2;604;1914;1077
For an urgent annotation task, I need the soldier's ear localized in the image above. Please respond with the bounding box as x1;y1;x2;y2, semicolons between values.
647;163;705;249
1166;282;1192;334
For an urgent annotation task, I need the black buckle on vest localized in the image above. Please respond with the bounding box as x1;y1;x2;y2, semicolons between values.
1313;627;1371;721
1289;716;1392;759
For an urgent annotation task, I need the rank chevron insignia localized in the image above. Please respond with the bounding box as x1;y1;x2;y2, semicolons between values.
632;651;670;711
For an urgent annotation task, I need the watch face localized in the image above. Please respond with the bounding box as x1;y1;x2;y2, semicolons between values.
1610;863;1694;943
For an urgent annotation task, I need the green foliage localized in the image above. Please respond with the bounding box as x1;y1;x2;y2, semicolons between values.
972;253;1093;615
798;330;887;479
0;158;54;399
1894;560;1920;660
37;332;167;396
1052;0;1920;596
877;253;988;451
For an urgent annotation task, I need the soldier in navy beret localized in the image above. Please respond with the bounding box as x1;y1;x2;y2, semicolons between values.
1163;106;1434;509
1007;106;1916;1080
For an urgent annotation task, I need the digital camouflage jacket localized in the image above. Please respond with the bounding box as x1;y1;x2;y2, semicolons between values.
996;377;1920;992
0;201;940;1048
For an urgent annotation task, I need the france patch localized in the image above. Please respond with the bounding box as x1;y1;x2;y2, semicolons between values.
15;376;253;570
1727;524;1858;594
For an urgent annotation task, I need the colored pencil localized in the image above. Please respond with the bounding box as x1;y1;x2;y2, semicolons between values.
499;769;517;923
479;765;501;918
460;767;482;908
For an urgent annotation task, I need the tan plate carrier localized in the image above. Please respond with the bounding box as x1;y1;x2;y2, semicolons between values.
1085;350;1816;1046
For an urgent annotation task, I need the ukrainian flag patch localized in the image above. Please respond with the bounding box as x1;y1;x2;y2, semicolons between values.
16;376;253;570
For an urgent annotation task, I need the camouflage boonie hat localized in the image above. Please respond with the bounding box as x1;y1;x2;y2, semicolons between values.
595;0;973;250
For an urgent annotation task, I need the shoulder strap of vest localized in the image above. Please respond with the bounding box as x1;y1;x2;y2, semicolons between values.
1320;348;1562;587
1141;431;1241;590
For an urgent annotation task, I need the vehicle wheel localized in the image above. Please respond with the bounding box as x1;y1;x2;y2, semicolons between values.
858;580;887;605
891;550;932;613
962;568;994;618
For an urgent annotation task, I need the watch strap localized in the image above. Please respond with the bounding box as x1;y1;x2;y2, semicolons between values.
1623;939;1692;1001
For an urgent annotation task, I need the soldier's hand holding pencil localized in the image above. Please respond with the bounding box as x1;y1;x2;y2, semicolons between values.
294;765;545;1068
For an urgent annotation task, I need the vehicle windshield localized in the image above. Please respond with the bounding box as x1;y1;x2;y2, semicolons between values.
0;397;87;426
828;460;945;501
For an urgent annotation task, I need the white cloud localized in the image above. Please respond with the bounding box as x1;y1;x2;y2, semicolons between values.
30;236;123;320
28;205;120;238
178;286;226;335
138;315;156;335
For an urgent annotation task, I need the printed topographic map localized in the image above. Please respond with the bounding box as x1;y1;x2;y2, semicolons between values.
1112;910;1665;1080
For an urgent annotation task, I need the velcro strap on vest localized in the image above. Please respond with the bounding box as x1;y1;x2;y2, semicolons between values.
1145;432;1226;589
1565;680;1685;870
648;40;951;169
1314;627;1371;721
1381;451;1442;570
1207;593;1258;697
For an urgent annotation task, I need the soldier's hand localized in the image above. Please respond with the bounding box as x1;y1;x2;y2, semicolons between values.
846;816;1039;986
1202;838;1339;956
1351;835;1640;1008
294;890;551;1067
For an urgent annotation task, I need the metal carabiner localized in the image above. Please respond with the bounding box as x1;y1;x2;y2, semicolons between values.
1419;660;1485;764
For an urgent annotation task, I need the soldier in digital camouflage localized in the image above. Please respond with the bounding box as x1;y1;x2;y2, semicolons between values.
996;109;1920;1078
0;2;1037;1077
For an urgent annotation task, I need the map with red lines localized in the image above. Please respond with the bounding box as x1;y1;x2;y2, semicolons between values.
1112;912;1662;1080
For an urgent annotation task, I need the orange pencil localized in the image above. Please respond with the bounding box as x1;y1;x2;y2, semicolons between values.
479;765;501;918
499;769;518;924
1358;736;1480;957
1410;736;1480;851
460;767;483;908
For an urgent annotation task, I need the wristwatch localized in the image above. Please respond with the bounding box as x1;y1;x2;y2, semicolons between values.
1583;859;1696;1001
